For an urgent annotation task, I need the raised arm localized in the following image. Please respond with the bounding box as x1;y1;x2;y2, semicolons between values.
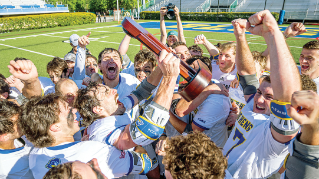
118;35;132;55
73;32;91;80
248;10;301;143
174;7;186;43
160;7;168;44
232;19;259;101
194;34;219;57
114;50;180;150
8;59;42;99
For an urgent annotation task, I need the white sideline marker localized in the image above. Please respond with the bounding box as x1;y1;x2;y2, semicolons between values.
0;43;55;57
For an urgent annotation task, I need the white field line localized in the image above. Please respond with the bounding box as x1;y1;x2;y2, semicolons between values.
0;24;118;42
0;43;55;57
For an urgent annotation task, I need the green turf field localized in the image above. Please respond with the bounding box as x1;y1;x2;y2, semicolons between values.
0;20;317;78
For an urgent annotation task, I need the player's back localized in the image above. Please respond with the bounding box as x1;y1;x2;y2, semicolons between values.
29;141;130;179
0;141;33;179
223;100;288;178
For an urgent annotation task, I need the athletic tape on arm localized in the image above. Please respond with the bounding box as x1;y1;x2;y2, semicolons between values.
270;100;300;135
237;73;259;95
132;78;157;102
130;101;170;145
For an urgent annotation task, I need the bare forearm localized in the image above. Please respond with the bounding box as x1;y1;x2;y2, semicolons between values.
153;76;177;110
22;77;42;98
265;30;301;101
169;111;187;134
118;35;131;55
300;124;319;145
236;35;256;75
160;15;167;43
176;15;186;43
175;90;211;117
203;40;219;57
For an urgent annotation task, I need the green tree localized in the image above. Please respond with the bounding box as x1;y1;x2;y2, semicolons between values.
89;0;108;12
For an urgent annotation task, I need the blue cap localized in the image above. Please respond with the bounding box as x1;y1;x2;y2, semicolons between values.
167;31;178;37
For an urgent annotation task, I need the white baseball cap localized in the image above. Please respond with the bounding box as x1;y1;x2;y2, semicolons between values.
69;34;79;46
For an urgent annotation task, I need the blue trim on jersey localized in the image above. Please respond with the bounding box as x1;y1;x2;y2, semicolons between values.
126;151;133;175
0;146;24;154
192;120;209;130
105;125;126;146
247;93;255;103
128;96;135;109
113;75;122;90
47;141;80;150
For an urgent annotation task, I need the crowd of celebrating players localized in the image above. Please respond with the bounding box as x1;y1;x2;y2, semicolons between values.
0;7;318;179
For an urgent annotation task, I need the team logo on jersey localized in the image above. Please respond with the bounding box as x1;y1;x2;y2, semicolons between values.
45;158;61;169
136;118;144;126
237;112;254;132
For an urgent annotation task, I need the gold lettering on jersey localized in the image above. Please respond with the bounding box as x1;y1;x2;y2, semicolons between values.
237;112;254;132
230;98;245;110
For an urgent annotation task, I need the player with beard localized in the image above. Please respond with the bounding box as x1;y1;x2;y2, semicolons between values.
73;33;140;100
221;15;301;178
299;41;319;93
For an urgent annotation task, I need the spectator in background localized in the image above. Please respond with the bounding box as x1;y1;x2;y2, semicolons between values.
103;12;106;22
97;12;101;23
69;34;91;55
64;53;76;78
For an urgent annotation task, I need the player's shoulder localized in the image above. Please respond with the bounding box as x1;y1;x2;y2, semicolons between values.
38;76;54;87
120;73;140;85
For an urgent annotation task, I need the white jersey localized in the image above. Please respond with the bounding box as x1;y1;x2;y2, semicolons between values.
9;77;55;99
193;94;231;148
223;99;289;178
87;113;132;145
211;64;237;89
29;141;133;179
0;141;33;179
229;84;246;110
121;61;135;77
113;73;140;100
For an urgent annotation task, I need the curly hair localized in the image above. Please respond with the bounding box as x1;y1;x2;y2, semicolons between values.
75;83;103;127
171;41;187;49
220;42;236;55
0;78;10;96
163;131;227;179
18;94;62;148
0;100;20;135
134;49;157;68
43;162;82;179
98;48;123;64
188;45;203;54
86;54;98;63
301;74;317;92
0;73;5;80
303;41;319;50
47;57;68;75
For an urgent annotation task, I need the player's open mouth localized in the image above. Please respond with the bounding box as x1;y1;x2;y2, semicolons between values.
301;64;309;70
256;104;265;110
107;66;116;74
138;75;146;81
90;69;96;73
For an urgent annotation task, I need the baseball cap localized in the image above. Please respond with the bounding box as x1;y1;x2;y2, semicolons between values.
69;34;79;46
167;31;178;37
64;53;76;62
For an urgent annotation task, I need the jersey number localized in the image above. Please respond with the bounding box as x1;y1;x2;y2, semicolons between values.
226;127;246;156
